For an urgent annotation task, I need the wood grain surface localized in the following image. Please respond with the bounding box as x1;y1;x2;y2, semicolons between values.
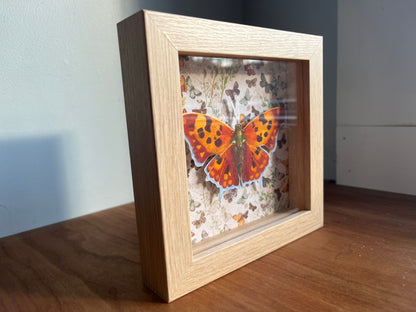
1;182;415;311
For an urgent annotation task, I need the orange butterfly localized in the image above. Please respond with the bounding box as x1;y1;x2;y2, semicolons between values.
233;211;248;226
183;107;284;200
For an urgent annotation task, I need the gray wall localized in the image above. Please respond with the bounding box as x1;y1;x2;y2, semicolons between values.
337;0;416;195
243;0;338;180
0;0;244;238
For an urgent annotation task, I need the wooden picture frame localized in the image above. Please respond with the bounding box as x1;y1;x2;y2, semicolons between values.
117;10;323;302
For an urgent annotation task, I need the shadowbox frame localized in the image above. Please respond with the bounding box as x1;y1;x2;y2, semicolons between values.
117;10;323;302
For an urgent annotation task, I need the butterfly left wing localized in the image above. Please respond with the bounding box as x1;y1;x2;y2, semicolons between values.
183;113;234;166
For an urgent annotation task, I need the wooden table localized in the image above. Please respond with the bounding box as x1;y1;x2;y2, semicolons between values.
1;183;415;311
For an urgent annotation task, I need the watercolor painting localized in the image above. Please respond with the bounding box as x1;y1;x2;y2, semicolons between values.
180;56;296;244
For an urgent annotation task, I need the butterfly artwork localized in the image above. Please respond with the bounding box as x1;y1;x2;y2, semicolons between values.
185;76;202;99
239;89;251;106
239;113;251;128
249;203;257;211
260;73;277;95
192;101;207;114
237;188;249;205
225;81;240;102
246;78;257;88
223;188;238;203
183;107;284;200
244;64;256;76
277;132;287;149
233;211;248;226
192;211;206;229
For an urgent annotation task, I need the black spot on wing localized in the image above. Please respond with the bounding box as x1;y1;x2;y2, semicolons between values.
257;135;262;142
254;127;258;132
205;116;212;133
224;165;230;175
264;131;268;137
259;114;267;125
255;147;260;155
198;131;205;139
216;130;221;136
206;137;211;144
215;138;222;147
267;124;272;130
217;156;222;164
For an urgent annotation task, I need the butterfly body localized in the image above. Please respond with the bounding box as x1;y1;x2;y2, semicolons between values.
184;107;283;200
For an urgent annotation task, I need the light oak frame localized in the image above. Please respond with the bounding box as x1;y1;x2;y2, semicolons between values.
117;10;323;302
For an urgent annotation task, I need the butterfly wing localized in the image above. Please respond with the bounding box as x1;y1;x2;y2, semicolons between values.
183;113;234;166
204;144;240;198
243;107;283;152
241;143;270;186
241;107;284;186
233;81;240;96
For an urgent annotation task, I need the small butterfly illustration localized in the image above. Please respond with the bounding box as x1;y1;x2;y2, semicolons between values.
239;113;251;128
192;101;207;114
185;76;202;99
239;89;251;106
201;230;209;239
180;75;187;97
192;211;206;229
189;198;201;212
279;176;289;193
246;78;257;88
244;64;256;76
249;203;257;211
223;188;238;203
260;73;276;95
277;133;287;149
275;188;282;201
277;75;288;90
237;189;249;205
233;211;249;226
262;176;272;187
276;171;285;180
183;107;284;200
225;81;240;102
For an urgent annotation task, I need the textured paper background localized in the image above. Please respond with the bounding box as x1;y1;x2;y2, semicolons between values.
180;56;296;244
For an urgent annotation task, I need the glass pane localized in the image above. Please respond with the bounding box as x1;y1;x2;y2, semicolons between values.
179;56;297;246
